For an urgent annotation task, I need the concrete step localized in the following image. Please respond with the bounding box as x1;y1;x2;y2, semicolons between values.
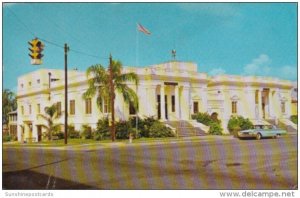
165;120;207;137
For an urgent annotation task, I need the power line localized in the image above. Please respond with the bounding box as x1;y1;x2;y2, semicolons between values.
39;38;64;49
6;6;36;37
6;5;108;60
69;48;108;60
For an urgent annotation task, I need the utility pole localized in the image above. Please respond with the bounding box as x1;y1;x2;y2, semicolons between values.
64;43;69;145
109;54;116;142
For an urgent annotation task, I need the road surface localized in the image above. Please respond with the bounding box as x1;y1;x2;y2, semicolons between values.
3;135;298;189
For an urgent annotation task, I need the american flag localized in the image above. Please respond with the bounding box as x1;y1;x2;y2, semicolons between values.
137;23;151;35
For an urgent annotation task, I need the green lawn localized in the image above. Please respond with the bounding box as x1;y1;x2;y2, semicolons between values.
3;136;180;147
3;135;225;148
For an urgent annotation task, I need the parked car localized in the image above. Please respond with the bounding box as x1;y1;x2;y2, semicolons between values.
237;125;287;140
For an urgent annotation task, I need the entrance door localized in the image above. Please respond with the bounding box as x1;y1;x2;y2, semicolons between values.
37;126;42;142
165;95;168;120
157;95;161;119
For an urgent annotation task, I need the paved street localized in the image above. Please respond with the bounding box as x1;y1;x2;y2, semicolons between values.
3;135;298;190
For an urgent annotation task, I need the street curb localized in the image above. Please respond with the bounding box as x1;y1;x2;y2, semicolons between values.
3;135;236;150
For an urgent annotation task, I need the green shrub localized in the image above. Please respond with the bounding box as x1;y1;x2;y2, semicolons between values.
291;115;298;124
94;118;110;140
68;125;80;139
3;135;11;142
209;122;223;135
53;131;64;139
81;124;92;139
115;120;132;139
227;116;254;135
192;112;223;135
128;116;157;138
192;112;213;126
148;122;175;138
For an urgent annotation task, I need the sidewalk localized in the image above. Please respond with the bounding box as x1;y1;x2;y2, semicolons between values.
3;135;235;151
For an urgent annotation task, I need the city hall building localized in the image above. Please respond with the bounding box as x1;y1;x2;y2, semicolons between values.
16;61;296;142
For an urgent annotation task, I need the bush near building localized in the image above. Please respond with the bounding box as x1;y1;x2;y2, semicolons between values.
192;112;223;135
227;116;254;137
3;135;12;142
94;116;174;140
291;115;298;124
94;118;110;140
68;125;80;139
149;122;174;138
130;116;156;138
81;124;93;139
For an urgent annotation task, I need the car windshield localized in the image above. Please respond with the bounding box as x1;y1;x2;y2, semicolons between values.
254;125;272;129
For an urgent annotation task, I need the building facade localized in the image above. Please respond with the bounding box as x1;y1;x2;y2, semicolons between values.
16;61;295;142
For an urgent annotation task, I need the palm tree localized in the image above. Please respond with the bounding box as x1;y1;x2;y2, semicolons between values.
38;104;61;141
83;57;139;142
2;89;17;124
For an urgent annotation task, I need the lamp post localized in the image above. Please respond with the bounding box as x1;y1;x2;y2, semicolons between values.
109;54;116;142
64;43;69;145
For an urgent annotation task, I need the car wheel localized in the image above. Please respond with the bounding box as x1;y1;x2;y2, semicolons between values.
256;133;262;140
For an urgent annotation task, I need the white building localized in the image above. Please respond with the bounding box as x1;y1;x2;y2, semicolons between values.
16;61;296;142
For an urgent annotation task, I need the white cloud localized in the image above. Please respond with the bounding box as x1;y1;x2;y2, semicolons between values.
209;67;226;76
242;54;296;80
278;65;297;80
243;54;271;76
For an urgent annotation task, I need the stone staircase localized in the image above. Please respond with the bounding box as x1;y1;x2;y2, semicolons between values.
267;118;297;134
164;120;208;137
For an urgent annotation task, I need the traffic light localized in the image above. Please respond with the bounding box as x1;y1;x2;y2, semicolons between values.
28;38;44;65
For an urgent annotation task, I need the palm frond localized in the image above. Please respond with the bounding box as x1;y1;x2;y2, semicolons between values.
115;72;139;86
116;84;139;111
83;82;96;99
112;60;122;76
38;114;50;122
86;64;106;78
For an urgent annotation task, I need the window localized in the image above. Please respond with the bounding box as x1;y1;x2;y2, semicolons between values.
232;101;237;114
37;104;40;114
129;102;136;115
193;101;199;114
281;102;285;113
29;105;32;114
255;90;259;104
85;98;92;114
70;100;75;115
171;95;175;112
21;106;24;115
37;79;40;84
57;102;61;116
103;98;111;113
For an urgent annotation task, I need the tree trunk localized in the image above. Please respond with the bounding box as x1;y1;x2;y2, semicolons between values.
111;95;115;142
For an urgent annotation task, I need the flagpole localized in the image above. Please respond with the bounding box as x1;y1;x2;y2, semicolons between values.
136;23;139;66
135;23;139;139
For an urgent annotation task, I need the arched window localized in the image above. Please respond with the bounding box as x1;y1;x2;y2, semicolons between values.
230;95;239;114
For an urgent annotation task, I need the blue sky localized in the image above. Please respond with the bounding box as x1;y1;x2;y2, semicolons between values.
3;3;297;92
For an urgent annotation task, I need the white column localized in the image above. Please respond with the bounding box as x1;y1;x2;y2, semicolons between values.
268;89;273;118
258;89;262;119
175;85;180;119
17;125;22;142
160;85;166;120
181;86;190;120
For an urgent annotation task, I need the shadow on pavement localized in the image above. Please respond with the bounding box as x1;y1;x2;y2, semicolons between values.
3;169;96;189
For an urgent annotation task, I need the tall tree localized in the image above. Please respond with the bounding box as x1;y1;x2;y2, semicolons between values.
83;58;139;142
2;89;17;124
38;104;61;141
